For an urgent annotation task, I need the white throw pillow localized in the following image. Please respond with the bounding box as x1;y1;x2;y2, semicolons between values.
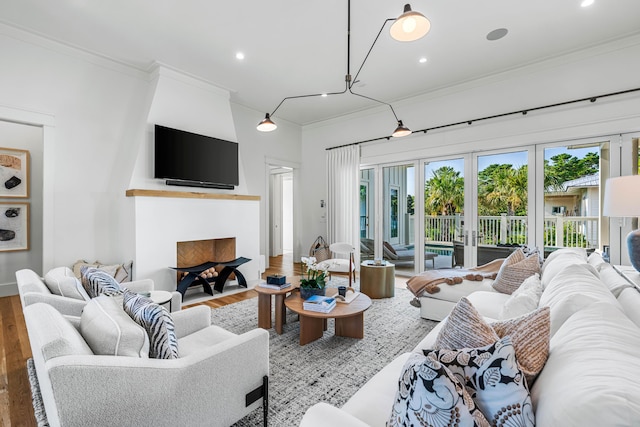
499;273;543;319
44;266;90;301
80;295;149;357
540;248;588;288
539;263;620;335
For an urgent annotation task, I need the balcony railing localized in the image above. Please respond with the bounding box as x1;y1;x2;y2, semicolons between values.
424;214;599;249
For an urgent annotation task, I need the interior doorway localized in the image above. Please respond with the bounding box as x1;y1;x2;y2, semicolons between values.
269;166;294;257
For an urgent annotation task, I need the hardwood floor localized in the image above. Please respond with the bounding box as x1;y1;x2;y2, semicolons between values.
0;254;298;426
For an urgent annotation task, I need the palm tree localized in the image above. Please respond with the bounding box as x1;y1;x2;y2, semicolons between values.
425;167;464;241
425;166;464;215
484;166;527;216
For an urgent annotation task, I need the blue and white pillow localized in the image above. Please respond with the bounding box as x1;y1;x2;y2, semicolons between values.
80;266;123;298
388;352;488;427
123;290;179;359
424;336;535;427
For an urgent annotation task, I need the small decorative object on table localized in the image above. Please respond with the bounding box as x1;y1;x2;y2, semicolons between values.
302;295;336;313
267;274;286;285
299;256;328;300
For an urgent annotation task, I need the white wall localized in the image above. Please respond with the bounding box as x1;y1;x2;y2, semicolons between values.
0;23;303;294
299;35;640;256
0;24;151;287
231;103;302;264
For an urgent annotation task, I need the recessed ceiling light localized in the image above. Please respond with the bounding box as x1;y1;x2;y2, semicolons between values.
321;93;328;97
581;0;594;7
235;52;245;60
486;28;508;41
419;57;427;64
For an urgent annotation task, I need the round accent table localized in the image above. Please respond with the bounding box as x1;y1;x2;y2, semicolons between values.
148;290;173;311
359;261;395;298
284;289;372;345
254;276;300;334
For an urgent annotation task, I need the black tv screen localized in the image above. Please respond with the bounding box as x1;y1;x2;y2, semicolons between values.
154;125;239;188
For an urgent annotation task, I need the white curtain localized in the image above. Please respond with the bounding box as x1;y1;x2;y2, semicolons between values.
327;145;360;262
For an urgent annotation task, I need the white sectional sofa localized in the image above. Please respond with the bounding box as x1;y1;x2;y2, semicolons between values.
16;267;182;315
300;249;640;426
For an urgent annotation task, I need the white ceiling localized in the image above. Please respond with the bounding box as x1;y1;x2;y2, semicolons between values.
2;0;640;126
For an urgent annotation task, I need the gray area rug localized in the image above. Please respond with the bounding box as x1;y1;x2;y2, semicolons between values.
220;287;437;426
27;287;437;427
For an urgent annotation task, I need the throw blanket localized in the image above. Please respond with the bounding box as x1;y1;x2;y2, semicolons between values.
406;258;505;298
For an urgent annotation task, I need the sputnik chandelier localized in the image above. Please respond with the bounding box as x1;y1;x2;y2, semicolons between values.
257;2;430;138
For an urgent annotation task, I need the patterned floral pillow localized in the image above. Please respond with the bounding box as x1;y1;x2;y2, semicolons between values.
123;290;179;359
424;336;535;427
80;266;123;298
388;352;489;427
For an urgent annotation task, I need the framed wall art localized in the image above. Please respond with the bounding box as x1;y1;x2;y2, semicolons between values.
0;202;29;252
0;147;29;198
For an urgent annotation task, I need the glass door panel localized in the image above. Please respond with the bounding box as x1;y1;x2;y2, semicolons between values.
360;168;375;262
542;142;608;259
424;158;466;268
475;150;529;265
382;164;415;275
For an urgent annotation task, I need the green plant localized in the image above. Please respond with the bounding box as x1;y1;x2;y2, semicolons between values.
299;257;328;289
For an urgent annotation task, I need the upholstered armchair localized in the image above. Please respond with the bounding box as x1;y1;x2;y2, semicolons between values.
16;267;182;315
23;301;269;427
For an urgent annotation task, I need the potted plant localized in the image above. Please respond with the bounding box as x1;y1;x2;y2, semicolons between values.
299;256;328;299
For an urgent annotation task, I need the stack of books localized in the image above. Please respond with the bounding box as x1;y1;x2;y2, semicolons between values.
258;281;292;290
303;295;336;313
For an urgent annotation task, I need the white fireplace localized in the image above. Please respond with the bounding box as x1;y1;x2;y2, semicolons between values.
127;190;261;294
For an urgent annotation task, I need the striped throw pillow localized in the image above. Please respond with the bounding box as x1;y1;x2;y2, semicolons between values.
123;290;179;359
492;248;541;294
491;306;550;385
80;267;123;298
434;297;499;350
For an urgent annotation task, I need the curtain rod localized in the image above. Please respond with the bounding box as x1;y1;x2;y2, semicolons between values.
325;87;640;151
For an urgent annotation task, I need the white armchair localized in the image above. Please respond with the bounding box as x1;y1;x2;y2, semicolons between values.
317;242;356;286
16;268;182;315
23;302;269;427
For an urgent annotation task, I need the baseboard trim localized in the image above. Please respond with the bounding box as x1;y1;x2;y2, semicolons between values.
0;282;18;297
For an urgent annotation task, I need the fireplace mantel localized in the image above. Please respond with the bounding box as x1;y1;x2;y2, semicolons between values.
126;189;260;201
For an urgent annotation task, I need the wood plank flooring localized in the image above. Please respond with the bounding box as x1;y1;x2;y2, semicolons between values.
0;254;298;426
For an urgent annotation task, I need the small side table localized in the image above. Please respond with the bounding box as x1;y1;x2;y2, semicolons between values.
254;277;300;334
148;290;173;312
360;261;395;298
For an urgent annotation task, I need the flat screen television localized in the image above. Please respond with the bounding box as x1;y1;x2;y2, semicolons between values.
154;124;239;189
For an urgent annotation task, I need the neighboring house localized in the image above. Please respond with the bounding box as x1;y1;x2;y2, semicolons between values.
544;173;600;217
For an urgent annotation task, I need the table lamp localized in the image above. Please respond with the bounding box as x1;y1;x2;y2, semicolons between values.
603;175;640;272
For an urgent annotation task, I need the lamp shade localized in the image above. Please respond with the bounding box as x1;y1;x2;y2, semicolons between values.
390;4;431;42
603;175;640;217
604;175;640;272
392;120;411;138
257;113;277;132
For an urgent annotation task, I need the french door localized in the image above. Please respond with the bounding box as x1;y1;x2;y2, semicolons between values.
368;134;626;274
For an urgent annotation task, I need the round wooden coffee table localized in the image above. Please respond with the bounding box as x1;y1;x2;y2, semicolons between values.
284;288;372;345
